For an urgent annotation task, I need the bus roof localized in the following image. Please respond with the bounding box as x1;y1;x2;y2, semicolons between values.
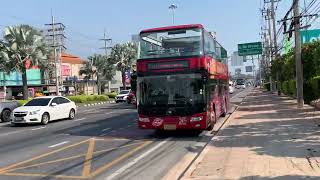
140;24;203;34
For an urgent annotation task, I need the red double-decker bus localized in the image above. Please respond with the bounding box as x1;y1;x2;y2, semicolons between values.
137;24;229;131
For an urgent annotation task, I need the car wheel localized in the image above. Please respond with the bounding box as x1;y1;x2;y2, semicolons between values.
1;109;11;122
116;101;119;103
69;109;75;120
41;113;50;125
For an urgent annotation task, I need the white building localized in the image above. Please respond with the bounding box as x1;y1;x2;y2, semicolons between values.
229;51;260;78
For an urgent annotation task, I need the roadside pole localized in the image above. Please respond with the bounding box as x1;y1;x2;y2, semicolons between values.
293;0;304;108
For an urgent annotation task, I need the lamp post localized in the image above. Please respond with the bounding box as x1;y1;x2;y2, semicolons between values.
169;4;177;25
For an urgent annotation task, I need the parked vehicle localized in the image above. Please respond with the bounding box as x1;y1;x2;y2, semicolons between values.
127;91;136;104
115;90;131;103
229;81;235;94
236;79;246;89
11;96;76;125
0;101;18;122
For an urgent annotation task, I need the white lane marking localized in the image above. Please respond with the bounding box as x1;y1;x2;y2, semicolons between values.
31;126;46;131
100;133;109;136
0;130;25;137
74;118;86;122
119;128;124;130
49;141;69;148
102;128;111;132
104;138;171;180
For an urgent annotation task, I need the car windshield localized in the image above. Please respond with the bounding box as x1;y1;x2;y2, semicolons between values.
24;98;51;106
119;90;130;95
139;28;203;59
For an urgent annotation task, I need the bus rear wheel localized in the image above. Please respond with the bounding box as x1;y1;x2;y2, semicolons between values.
221;99;227;117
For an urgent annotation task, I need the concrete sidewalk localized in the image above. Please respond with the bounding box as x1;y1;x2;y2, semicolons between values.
182;89;320;180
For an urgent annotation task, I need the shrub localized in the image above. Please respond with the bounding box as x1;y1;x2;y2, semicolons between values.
106;92;117;99
67;95;109;103
17;99;30;106
264;83;270;91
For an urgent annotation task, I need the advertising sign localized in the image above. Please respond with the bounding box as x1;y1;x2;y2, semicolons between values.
61;64;71;76
300;29;320;44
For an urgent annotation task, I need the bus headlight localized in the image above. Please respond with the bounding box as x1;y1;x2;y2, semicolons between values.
191;116;203;122
139;117;150;122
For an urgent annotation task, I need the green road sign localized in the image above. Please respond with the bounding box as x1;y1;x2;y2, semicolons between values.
238;42;262;56
301;29;320;44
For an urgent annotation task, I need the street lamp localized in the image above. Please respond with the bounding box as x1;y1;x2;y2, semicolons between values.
169;4;177;25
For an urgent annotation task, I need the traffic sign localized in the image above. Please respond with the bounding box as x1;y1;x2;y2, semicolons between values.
238;42;262;56
300;29;320;44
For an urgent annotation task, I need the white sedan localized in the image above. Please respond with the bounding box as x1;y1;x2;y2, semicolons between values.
11;96;77;125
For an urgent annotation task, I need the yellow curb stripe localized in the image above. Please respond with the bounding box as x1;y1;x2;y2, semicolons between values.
2;172;86;179
82;138;95;177
89;141;152;178
0;138;90;174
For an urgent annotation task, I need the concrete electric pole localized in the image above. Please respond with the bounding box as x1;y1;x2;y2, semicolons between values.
293;0;304;108
99;30;112;93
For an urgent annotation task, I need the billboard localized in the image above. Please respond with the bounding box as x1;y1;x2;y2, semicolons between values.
0;69;41;86
245;66;253;72
61;63;71;76
300;29;320;44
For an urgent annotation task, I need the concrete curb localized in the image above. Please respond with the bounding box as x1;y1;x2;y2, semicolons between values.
76;100;115;108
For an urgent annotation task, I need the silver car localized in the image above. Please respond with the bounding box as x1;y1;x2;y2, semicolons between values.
0;101;18;122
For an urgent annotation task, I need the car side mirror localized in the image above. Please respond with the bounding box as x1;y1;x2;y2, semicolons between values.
51;103;57;107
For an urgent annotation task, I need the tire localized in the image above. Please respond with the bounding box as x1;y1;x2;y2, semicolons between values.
41;113;50;125
221;100;227;117
1;109;11;122
69;109;75;120
207;109;216;130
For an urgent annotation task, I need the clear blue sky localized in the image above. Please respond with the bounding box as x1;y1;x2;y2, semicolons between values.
0;0;294;59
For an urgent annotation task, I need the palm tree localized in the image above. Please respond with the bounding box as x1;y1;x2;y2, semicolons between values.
0;25;49;99
109;42;137;89
79;60;95;95
89;54;115;95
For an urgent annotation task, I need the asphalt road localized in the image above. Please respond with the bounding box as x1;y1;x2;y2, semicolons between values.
0;88;248;180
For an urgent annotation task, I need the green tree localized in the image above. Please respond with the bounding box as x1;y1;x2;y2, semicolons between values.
0;25;49;99
109;42;137;89
88;54;115;95
79;59;95;95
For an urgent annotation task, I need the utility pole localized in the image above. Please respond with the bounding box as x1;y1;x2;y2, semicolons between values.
267;9;273;92
99;30;112;93
294;0;304;108
52;15;59;95
270;0;281;95
45;16;66;96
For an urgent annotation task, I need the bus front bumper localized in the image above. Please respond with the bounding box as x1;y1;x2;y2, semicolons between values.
138;112;208;130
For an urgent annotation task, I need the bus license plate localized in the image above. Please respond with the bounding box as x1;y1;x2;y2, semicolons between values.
164;124;176;130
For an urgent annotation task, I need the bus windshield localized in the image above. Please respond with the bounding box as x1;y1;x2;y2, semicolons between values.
139;28;203;59
137;74;205;116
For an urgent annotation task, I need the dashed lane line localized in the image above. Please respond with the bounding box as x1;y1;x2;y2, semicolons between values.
49;141;69;148
74;118;86;122
31;126;46;131
102;128;111;132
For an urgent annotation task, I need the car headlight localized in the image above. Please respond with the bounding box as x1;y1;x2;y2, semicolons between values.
191;116;203;122
30;110;40;115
